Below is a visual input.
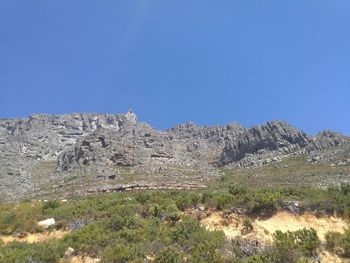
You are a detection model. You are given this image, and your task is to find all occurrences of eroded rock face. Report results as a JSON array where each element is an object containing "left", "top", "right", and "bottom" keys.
[
  {"left": 0, "top": 111, "right": 348, "bottom": 202},
  {"left": 0, "top": 112, "right": 137, "bottom": 201},
  {"left": 219, "top": 121, "right": 312, "bottom": 165},
  {"left": 57, "top": 120, "right": 348, "bottom": 173}
]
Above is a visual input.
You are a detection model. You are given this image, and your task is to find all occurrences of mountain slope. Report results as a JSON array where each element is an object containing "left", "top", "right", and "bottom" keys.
[{"left": 0, "top": 111, "right": 349, "bottom": 202}]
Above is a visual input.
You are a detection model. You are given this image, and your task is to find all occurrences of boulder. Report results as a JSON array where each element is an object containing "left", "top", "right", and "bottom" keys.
[{"left": 37, "top": 218, "right": 55, "bottom": 229}]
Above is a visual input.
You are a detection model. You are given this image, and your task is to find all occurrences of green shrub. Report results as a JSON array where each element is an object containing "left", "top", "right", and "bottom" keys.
[
  {"left": 0, "top": 240, "right": 68, "bottom": 263},
  {"left": 176, "top": 193, "right": 200, "bottom": 211},
  {"left": 109, "top": 213, "right": 139, "bottom": 231},
  {"left": 67, "top": 222, "right": 110, "bottom": 254},
  {"left": 242, "top": 218, "right": 253, "bottom": 232},
  {"left": 273, "top": 228, "right": 320, "bottom": 262},
  {"left": 325, "top": 228, "right": 350, "bottom": 258},
  {"left": 189, "top": 229, "right": 225, "bottom": 252},
  {"left": 241, "top": 252, "right": 279, "bottom": 263},
  {"left": 273, "top": 230, "right": 297, "bottom": 263},
  {"left": 340, "top": 183, "right": 350, "bottom": 195},
  {"left": 341, "top": 228, "right": 350, "bottom": 258},
  {"left": 41, "top": 200, "right": 60, "bottom": 211},
  {"left": 117, "top": 228, "right": 145, "bottom": 243},
  {"left": 325, "top": 231, "right": 342, "bottom": 251},
  {"left": 229, "top": 183, "right": 247, "bottom": 196},
  {"left": 216, "top": 192, "right": 235, "bottom": 210},
  {"left": 242, "top": 255, "right": 266, "bottom": 263},
  {"left": 102, "top": 241, "right": 139, "bottom": 263},
  {"left": 172, "top": 217, "right": 200, "bottom": 244},
  {"left": 190, "top": 239, "right": 224, "bottom": 263},
  {"left": 143, "top": 218, "right": 162, "bottom": 240},
  {"left": 252, "top": 191, "right": 280, "bottom": 212},
  {"left": 293, "top": 228, "right": 320, "bottom": 257},
  {"left": 202, "top": 192, "right": 217, "bottom": 208},
  {"left": 163, "top": 204, "right": 180, "bottom": 223},
  {"left": 155, "top": 246, "right": 182, "bottom": 263},
  {"left": 326, "top": 183, "right": 350, "bottom": 217},
  {"left": 135, "top": 191, "right": 152, "bottom": 204}
]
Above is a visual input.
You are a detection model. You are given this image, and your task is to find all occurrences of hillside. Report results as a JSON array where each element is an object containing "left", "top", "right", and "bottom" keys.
[
  {"left": 0, "top": 111, "right": 349, "bottom": 202},
  {"left": 1, "top": 181, "right": 350, "bottom": 262}
]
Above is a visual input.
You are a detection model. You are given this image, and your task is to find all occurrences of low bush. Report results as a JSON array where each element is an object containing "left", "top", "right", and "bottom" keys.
[
  {"left": 41, "top": 200, "right": 60, "bottom": 211},
  {"left": 175, "top": 192, "right": 200, "bottom": 211},
  {"left": 251, "top": 191, "right": 280, "bottom": 213},
  {"left": 229, "top": 183, "right": 247, "bottom": 196},
  {"left": 242, "top": 218, "right": 253, "bottom": 232},
  {"left": 190, "top": 240, "right": 224, "bottom": 263},
  {"left": 325, "top": 227, "right": 350, "bottom": 258},
  {"left": 66, "top": 221, "right": 110, "bottom": 255},
  {"left": 273, "top": 228, "right": 320, "bottom": 262},
  {"left": 202, "top": 191, "right": 217, "bottom": 208},
  {"left": 102, "top": 242, "right": 146, "bottom": 262},
  {"left": 216, "top": 192, "right": 235, "bottom": 210},
  {"left": 0, "top": 240, "right": 68, "bottom": 263},
  {"left": 155, "top": 246, "right": 182, "bottom": 263}
]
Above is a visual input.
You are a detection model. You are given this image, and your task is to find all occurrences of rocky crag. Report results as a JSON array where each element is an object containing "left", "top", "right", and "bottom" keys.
[{"left": 0, "top": 111, "right": 349, "bottom": 202}]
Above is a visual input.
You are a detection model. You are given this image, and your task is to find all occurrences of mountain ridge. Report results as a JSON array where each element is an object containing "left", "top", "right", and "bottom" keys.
[{"left": 0, "top": 111, "right": 349, "bottom": 202}]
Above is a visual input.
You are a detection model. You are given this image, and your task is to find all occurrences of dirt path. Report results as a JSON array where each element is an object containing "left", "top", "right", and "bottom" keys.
[{"left": 0, "top": 230, "right": 69, "bottom": 243}]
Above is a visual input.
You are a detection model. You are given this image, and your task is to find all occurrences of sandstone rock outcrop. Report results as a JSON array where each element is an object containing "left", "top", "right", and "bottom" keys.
[
  {"left": 0, "top": 112, "right": 137, "bottom": 201},
  {"left": 0, "top": 111, "right": 348, "bottom": 202}
]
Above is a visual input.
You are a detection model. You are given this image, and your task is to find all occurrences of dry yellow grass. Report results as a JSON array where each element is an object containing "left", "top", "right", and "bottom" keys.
[
  {"left": 253, "top": 211, "right": 348, "bottom": 242},
  {"left": 0, "top": 230, "right": 69, "bottom": 243},
  {"left": 61, "top": 255, "right": 101, "bottom": 263},
  {"left": 201, "top": 211, "right": 349, "bottom": 242},
  {"left": 318, "top": 250, "right": 350, "bottom": 263},
  {"left": 201, "top": 211, "right": 350, "bottom": 263}
]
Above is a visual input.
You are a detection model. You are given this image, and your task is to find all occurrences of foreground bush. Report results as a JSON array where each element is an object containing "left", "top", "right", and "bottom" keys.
[
  {"left": 155, "top": 246, "right": 182, "bottom": 263},
  {"left": 325, "top": 227, "right": 350, "bottom": 258},
  {"left": 273, "top": 228, "right": 320, "bottom": 262},
  {"left": 0, "top": 240, "right": 68, "bottom": 263}
]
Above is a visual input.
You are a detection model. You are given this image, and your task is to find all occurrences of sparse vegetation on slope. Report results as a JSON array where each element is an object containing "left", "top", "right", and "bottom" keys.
[{"left": 0, "top": 181, "right": 349, "bottom": 262}]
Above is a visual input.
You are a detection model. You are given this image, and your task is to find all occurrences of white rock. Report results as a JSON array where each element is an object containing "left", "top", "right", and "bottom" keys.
[
  {"left": 198, "top": 205, "right": 206, "bottom": 211},
  {"left": 64, "top": 247, "right": 75, "bottom": 257},
  {"left": 37, "top": 218, "right": 55, "bottom": 229}
]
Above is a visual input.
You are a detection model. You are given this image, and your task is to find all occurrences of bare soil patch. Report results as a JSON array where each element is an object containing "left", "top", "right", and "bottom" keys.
[
  {"left": 201, "top": 211, "right": 348, "bottom": 242},
  {"left": 0, "top": 230, "right": 69, "bottom": 243},
  {"left": 201, "top": 211, "right": 350, "bottom": 262}
]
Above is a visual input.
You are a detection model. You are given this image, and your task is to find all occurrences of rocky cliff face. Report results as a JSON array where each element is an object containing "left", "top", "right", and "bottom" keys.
[
  {"left": 0, "top": 112, "right": 348, "bottom": 202},
  {"left": 0, "top": 112, "right": 137, "bottom": 201}
]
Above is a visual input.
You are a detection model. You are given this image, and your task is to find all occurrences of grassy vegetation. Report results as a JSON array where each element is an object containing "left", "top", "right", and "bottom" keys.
[
  {"left": 272, "top": 228, "right": 320, "bottom": 262},
  {"left": 0, "top": 179, "right": 349, "bottom": 262},
  {"left": 222, "top": 156, "right": 350, "bottom": 189},
  {"left": 204, "top": 174, "right": 350, "bottom": 217},
  {"left": 325, "top": 227, "right": 350, "bottom": 258}
]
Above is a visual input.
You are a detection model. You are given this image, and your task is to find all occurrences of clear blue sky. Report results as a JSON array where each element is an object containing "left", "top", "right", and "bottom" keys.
[{"left": 1, "top": 1, "right": 349, "bottom": 134}]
